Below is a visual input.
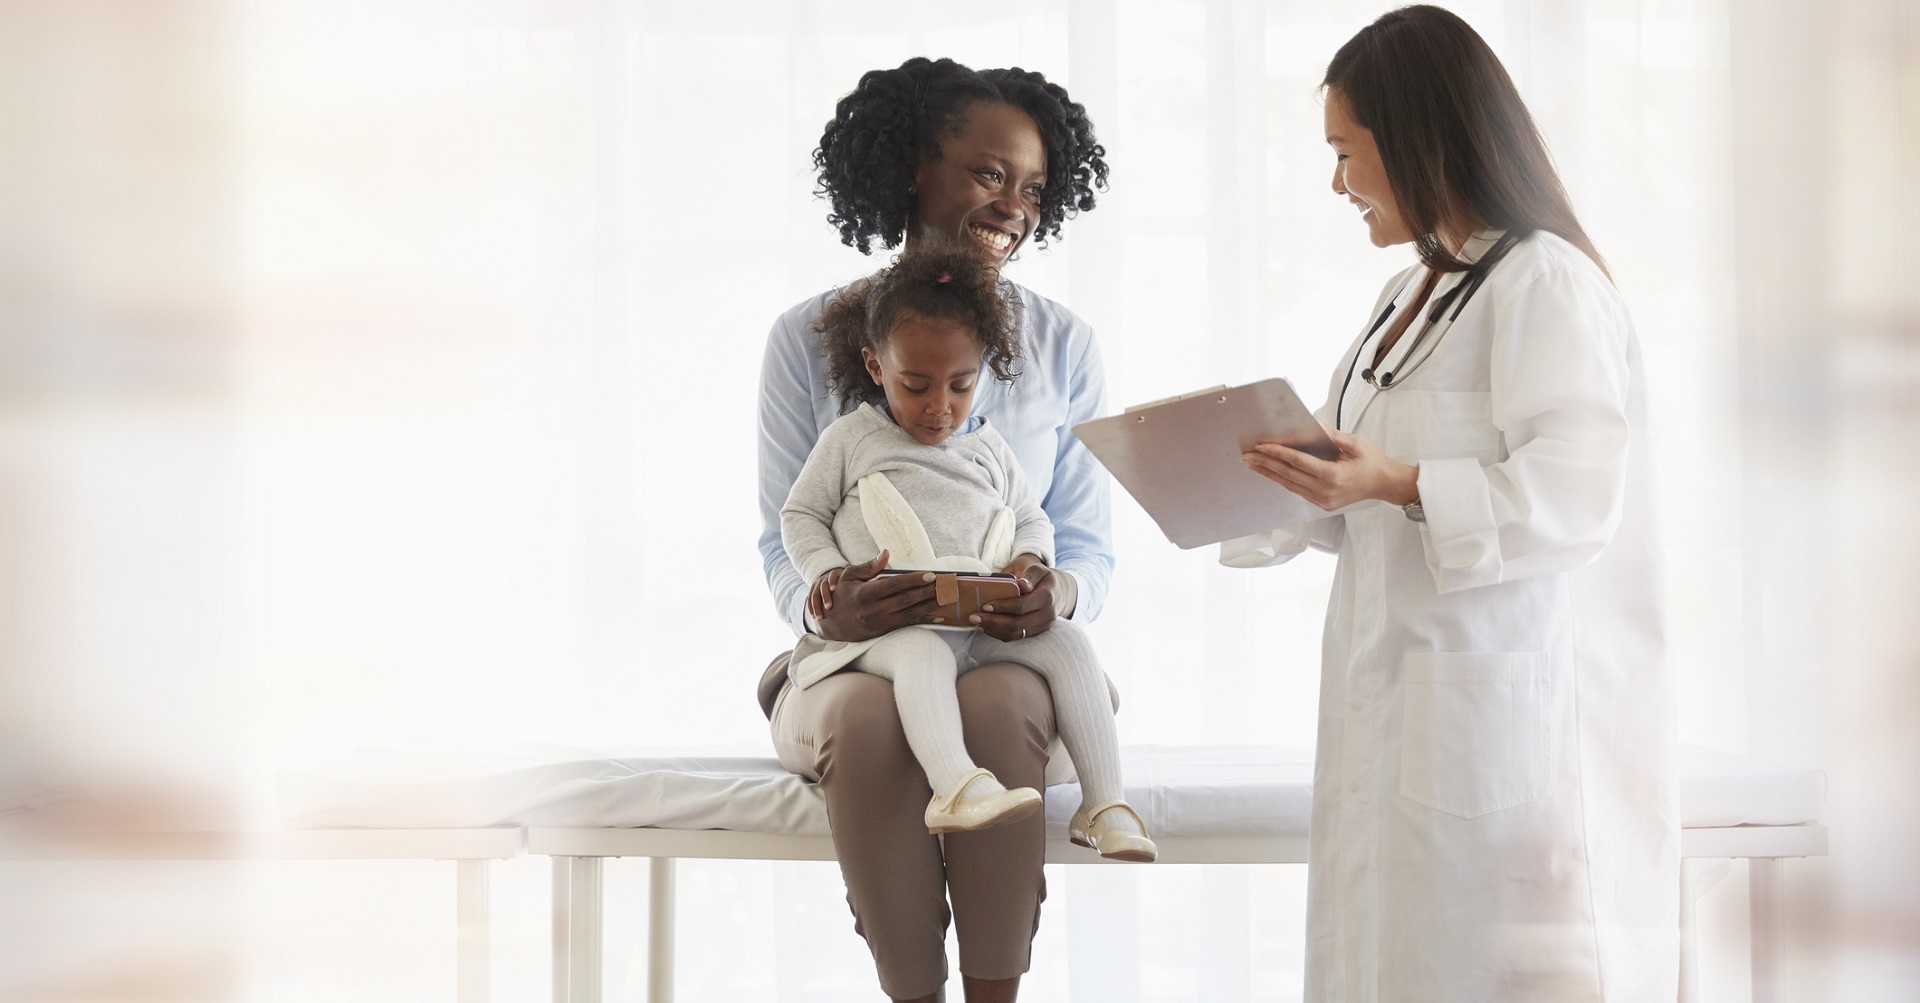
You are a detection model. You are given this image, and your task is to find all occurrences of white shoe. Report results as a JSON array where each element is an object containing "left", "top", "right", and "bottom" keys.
[
  {"left": 925, "top": 768, "right": 1043, "bottom": 834},
  {"left": 1069, "top": 800, "right": 1158, "bottom": 862}
]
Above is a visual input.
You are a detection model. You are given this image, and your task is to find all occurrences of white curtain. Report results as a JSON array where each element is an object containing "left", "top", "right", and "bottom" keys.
[
  {"left": 226, "top": 0, "right": 1749, "bottom": 761},
  {"left": 3, "top": 0, "right": 1913, "bottom": 1000}
]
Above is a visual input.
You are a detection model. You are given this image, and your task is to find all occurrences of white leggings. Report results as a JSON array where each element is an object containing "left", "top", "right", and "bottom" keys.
[{"left": 851, "top": 620, "right": 1122, "bottom": 807}]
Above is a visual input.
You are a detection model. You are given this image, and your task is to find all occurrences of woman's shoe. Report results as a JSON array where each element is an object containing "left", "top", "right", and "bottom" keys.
[
  {"left": 1069, "top": 800, "right": 1158, "bottom": 862},
  {"left": 925, "top": 768, "right": 1044, "bottom": 834}
]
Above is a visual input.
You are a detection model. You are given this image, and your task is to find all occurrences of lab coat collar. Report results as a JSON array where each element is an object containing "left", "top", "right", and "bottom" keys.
[
  {"left": 1340, "top": 232, "right": 1508, "bottom": 431},
  {"left": 1373, "top": 228, "right": 1512, "bottom": 387},
  {"left": 1454, "top": 228, "right": 1511, "bottom": 266}
]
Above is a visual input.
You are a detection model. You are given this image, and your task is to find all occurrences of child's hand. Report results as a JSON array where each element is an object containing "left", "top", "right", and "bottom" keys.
[
  {"left": 808, "top": 550, "right": 888, "bottom": 623},
  {"left": 814, "top": 550, "right": 946, "bottom": 643},
  {"left": 806, "top": 569, "right": 842, "bottom": 623}
]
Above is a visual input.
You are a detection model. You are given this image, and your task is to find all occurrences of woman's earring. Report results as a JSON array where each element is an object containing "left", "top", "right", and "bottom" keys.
[{"left": 907, "top": 185, "right": 917, "bottom": 195}]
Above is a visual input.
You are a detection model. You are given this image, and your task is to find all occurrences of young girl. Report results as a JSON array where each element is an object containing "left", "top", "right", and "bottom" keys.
[{"left": 780, "top": 247, "right": 1154, "bottom": 862}]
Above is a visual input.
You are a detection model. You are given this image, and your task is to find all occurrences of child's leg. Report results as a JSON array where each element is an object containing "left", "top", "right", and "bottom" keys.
[
  {"left": 967, "top": 621, "right": 1125, "bottom": 809},
  {"left": 852, "top": 626, "right": 1000, "bottom": 798}
]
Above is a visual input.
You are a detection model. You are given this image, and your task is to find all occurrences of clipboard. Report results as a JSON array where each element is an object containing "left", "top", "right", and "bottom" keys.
[{"left": 1072, "top": 378, "right": 1338, "bottom": 550}]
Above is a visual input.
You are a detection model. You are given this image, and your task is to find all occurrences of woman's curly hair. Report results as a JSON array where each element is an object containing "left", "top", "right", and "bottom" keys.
[
  {"left": 816, "top": 243, "right": 1024, "bottom": 414},
  {"left": 813, "top": 56, "right": 1110, "bottom": 255}
]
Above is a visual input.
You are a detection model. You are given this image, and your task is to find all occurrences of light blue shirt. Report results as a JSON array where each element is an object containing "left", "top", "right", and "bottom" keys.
[{"left": 757, "top": 282, "right": 1114, "bottom": 635}]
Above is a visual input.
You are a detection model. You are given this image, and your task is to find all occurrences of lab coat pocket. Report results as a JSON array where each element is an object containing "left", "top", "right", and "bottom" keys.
[
  {"left": 1400, "top": 390, "right": 1502, "bottom": 462},
  {"left": 1398, "top": 650, "right": 1550, "bottom": 818}
]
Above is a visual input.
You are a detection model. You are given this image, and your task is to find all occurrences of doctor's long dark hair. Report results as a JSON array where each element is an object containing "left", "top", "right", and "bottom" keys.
[{"left": 1325, "top": 5, "right": 1610, "bottom": 280}]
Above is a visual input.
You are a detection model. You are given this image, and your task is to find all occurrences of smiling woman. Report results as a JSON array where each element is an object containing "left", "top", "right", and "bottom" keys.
[
  {"left": 1226, "top": 7, "right": 1680, "bottom": 1001},
  {"left": 757, "top": 56, "right": 1116, "bottom": 1003}
]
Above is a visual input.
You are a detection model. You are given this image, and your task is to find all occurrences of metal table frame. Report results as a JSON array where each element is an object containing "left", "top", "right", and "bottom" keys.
[{"left": 534, "top": 822, "right": 1829, "bottom": 1003}]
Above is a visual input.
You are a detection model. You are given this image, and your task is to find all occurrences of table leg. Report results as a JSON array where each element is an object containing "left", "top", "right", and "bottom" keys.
[
  {"left": 1749, "top": 857, "right": 1785, "bottom": 1003},
  {"left": 457, "top": 859, "right": 490, "bottom": 1003},
  {"left": 552, "top": 856, "right": 571, "bottom": 1003},
  {"left": 1680, "top": 858, "right": 1732, "bottom": 1003},
  {"left": 569, "top": 856, "right": 604, "bottom": 1003},
  {"left": 648, "top": 857, "right": 676, "bottom": 1003}
]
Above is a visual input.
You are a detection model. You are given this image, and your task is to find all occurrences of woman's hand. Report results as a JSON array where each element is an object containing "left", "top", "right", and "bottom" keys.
[
  {"left": 813, "top": 550, "right": 946, "bottom": 643},
  {"left": 971, "top": 552, "right": 1057, "bottom": 642},
  {"left": 1243, "top": 429, "right": 1419, "bottom": 511}
]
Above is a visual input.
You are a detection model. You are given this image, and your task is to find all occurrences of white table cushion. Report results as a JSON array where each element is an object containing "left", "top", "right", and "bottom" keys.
[
  {"left": 280, "top": 744, "right": 1822, "bottom": 838},
  {"left": 1676, "top": 746, "right": 1829, "bottom": 828},
  {"left": 280, "top": 744, "right": 830, "bottom": 834}
]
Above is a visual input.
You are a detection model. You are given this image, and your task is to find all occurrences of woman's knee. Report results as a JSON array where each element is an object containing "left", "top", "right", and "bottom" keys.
[
  {"left": 809, "top": 672, "right": 919, "bottom": 782},
  {"left": 956, "top": 663, "right": 1054, "bottom": 751}
]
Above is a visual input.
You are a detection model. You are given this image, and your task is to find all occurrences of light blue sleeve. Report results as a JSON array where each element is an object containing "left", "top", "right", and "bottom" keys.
[
  {"left": 986, "top": 426, "right": 1058, "bottom": 568},
  {"left": 757, "top": 306, "right": 824, "bottom": 636},
  {"left": 1047, "top": 320, "right": 1114, "bottom": 621}
]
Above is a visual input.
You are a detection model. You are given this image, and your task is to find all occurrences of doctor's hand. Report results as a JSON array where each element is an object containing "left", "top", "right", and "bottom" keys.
[
  {"left": 972, "top": 552, "right": 1057, "bottom": 642},
  {"left": 813, "top": 550, "right": 945, "bottom": 643},
  {"left": 1243, "top": 430, "right": 1420, "bottom": 512}
]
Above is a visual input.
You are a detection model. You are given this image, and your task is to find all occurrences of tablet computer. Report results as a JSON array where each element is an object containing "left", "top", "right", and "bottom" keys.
[
  {"left": 874, "top": 569, "right": 1023, "bottom": 621},
  {"left": 1072, "top": 378, "right": 1336, "bottom": 549}
]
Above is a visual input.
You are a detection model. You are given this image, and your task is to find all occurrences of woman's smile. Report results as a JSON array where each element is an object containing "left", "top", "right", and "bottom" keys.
[
  {"left": 969, "top": 223, "right": 1016, "bottom": 255},
  {"left": 1325, "top": 88, "right": 1412, "bottom": 247},
  {"left": 912, "top": 101, "right": 1047, "bottom": 265}
]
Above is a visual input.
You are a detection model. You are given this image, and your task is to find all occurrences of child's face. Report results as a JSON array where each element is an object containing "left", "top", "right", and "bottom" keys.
[{"left": 862, "top": 309, "right": 984, "bottom": 446}]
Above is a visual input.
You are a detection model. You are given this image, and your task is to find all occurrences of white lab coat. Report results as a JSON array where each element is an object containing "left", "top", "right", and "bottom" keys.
[{"left": 1224, "top": 231, "right": 1678, "bottom": 1001}]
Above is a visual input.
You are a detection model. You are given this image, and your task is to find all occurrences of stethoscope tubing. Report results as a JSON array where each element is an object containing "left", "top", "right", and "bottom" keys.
[{"left": 1334, "top": 233, "right": 1518, "bottom": 431}]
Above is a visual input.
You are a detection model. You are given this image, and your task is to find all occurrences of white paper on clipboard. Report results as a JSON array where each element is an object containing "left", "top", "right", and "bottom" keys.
[{"left": 1072, "top": 378, "right": 1337, "bottom": 550}]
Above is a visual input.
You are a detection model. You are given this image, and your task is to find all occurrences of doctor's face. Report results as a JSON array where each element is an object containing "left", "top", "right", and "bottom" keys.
[{"left": 1325, "top": 89, "right": 1412, "bottom": 248}]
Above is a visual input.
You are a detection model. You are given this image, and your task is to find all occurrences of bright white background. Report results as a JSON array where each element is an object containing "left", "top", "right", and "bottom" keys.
[{"left": 0, "top": 1, "right": 1913, "bottom": 1000}]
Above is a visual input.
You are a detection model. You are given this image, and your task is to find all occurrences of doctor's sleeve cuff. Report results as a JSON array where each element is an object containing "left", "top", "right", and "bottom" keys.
[
  {"left": 1417, "top": 456, "right": 1504, "bottom": 593},
  {"left": 1219, "top": 526, "right": 1312, "bottom": 568}
]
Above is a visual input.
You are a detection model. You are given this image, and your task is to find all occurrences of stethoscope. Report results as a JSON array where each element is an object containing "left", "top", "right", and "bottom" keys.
[{"left": 1334, "top": 232, "right": 1519, "bottom": 431}]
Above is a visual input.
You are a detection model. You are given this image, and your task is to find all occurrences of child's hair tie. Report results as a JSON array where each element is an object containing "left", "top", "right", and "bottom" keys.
[{"left": 937, "top": 271, "right": 951, "bottom": 283}]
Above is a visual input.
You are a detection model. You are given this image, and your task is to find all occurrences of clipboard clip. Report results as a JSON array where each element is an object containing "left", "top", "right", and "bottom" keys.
[{"left": 1124, "top": 385, "right": 1230, "bottom": 414}]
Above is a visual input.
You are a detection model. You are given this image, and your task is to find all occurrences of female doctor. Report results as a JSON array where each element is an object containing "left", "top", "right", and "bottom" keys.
[{"left": 1228, "top": 7, "right": 1678, "bottom": 1001}]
